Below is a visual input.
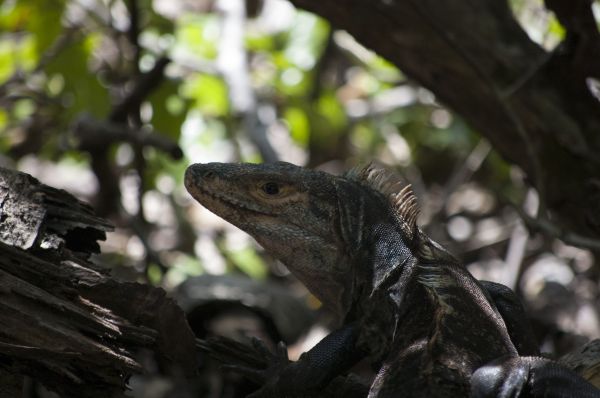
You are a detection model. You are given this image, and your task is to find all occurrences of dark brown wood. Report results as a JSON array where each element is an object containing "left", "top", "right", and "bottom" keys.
[
  {"left": 0, "top": 167, "right": 197, "bottom": 397},
  {"left": 288, "top": 0, "right": 600, "bottom": 238}
]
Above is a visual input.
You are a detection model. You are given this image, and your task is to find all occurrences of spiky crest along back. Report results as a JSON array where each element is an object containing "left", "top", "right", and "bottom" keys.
[{"left": 345, "top": 164, "right": 420, "bottom": 240}]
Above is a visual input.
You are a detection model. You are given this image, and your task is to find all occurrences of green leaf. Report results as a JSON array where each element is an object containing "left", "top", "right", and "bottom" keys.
[
  {"left": 147, "top": 263, "right": 163, "bottom": 285},
  {"left": 547, "top": 15, "right": 566, "bottom": 40},
  {"left": 246, "top": 33, "right": 275, "bottom": 52},
  {"left": 277, "top": 66, "right": 309, "bottom": 96},
  {"left": 283, "top": 106, "right": 310, "bottom": 145},
  {"left": 165, "top": 253, "right": 203, "bottom": 286},
  {"left": 0, "top": 108, "right": 7, "bottom": 128},
  {"left": 316, "top": 90, "right": 346, "bottom": 131},
  {"left": 228, "top": 247, "right": 267, "bottom": 280},
  {"left": 148, "top": 79, "right": 190, "bottom": 139},
  {"left": 284, "top": 11, "right": 329, "bottom": 71},
  {"left": 13, "top": 99, "right": 35, "bottom": 120},
  {"left": 43, "top": 35, "right": 109, "bottom": 119},
  {"left": 181, "top": 74, "right": 228, "bottom": 116},
  {"left": 0, "top": 34, "right": 37, "bottom": 83},
  {"left": 367, "top": 56, "right": 403, "bottom": 83},
  {"left": 9, "top": 0, "right": 65, "bottom": 54},
  {"left": 175, "top": 15, "right": 219, "bottom": 60}
]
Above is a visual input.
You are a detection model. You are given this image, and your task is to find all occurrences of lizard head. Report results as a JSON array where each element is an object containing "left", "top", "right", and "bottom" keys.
[{"left": 184, "top": 161, "right": 419, "bottom": 318}]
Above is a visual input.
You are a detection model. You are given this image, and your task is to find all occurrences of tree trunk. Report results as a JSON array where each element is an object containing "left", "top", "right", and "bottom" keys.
[{"left": 289, "top": 0, "right": 600, "bottom": 238}]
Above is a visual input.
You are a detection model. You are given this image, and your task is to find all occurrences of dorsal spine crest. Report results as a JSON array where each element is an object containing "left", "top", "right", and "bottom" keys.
[{"left": 348, "top": 163, "right": 420, "bottom": 239}]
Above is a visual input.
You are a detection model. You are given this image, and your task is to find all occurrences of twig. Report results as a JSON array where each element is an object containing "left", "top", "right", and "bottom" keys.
[
  {"left": 126, "top": 0, "right": 141, "bottom": 74},
  {"left": 502, "top": 189, "right": 538, "bottom": 289},
  {"left": 126, "top": 208, "right": 170, "bottom": 275},
  {"left": 74, "top": 114, "right": 182, "bottom": 159},
  {"left": 424, "top": 138, "right": 491, "bottom": 225},
  {"left": 511, "top": 202, "right": 600, "bottom": 252},
  {"left": 443, "top": 139, "right": 492, "bottom": 201},
  {"left": 406, "top": 0, "right": 549, "bottom": 216},
  {"left": 109, "top": 56, "right": 171, "bottom": 122},
  {"left": 216, "top": 0, "right": 278, "bottom": 162}
]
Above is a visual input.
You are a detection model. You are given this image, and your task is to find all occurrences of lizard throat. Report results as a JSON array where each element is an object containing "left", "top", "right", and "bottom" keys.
[{"left": 193, "top": 184, "right": 274, "bottom": 216}]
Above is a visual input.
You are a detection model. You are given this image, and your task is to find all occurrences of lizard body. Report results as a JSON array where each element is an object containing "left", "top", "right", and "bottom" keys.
[{"left": 185, "top": 161, "right": 599, "bottom": 397}]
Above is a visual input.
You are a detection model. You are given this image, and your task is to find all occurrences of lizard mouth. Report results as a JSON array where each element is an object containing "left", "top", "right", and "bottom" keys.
[{"left": 192, "top": 184, "right": 274, "bottom": 216}]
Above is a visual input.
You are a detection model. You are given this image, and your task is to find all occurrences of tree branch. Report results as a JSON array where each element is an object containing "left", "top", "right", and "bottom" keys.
[{"left": 287, "top": 0, "right": 600, "bottom": 237}]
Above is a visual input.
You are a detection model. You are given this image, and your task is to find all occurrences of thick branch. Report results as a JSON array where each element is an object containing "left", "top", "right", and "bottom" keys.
[{"left": 288, "top": 0, "right": 600, "bottom": 238}]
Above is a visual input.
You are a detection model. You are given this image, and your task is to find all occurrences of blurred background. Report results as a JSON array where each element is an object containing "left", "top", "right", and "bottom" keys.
[{"left": 1, "top": 0, "right": 598, "bottom": 395}]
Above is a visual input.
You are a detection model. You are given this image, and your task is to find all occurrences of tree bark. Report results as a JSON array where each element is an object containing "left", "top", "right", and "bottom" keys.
[
  {"left": 288, "top": 0, "right": 600, "bottom": 238},
  {"left": 0, "top": 167, "right": 197, "bottom": 397}
]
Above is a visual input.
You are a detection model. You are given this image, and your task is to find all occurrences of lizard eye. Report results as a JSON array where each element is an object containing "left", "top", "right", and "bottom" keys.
[{"left": 261, "top": 182, "right": 280, "bottom": 195}]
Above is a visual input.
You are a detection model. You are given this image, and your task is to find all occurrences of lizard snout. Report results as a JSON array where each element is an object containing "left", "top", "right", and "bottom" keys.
[{"left": 184, "top": 164, "right": 220, "bottom": 192}]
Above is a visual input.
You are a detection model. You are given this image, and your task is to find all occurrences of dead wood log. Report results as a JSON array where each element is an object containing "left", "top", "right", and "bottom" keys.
[{"left": 0, "top": 167, "right": 197, "bottom": 397}]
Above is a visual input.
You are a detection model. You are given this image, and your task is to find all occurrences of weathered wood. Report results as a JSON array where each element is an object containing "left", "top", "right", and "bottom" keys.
[{"left": 0, "top": 167, "right": 197, "bottom": 397}]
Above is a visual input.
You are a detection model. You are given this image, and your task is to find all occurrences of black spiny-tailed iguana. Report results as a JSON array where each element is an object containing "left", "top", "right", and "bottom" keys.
[{"left": 185, "top": 161, "right": 599, "bottom": 398}]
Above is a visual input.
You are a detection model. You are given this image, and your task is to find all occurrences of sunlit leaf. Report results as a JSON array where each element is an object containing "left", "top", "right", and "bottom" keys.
[
  {"left": 316, "top": 90, "right": 346, "bottom": 131},
  {"left": 547, "top": 15, "right": 566, "bottom": 39},
  {"left": 13, "top": 99, "right": 35, "bottom": 120},
  {"left": 0, "top": 35, "right": 37, "bottom": 83},
  {"left": 148, "top": 79, "right": 190, "bottom": 139},
  {"left": 246, "top": 33, "right": 275, "bottom": 52},
  {"left": 350, "top": 122, "right": 377, "bottom": 152},
  {"left": 165, "top": 253, "right": 203, "bottom": 287},
  {"left": 182, "top": 74, "right": 228, "bottom": 116},
  {"left": 0, "top": 108, "right": 7, "bottom": 129},
  {"left": 175, "top": 15, "right": 219, "bottom": 60},
  {"left": 284, "top": 11, "right": 329, "bottom": 71},
  {"left": 228, "top": 247, "right": 267, "bottom": 280},
  {"left": 44, "top": 37, "right": 109, "bottom": 119},
  {"left": 283, "top": 106, "right": 309, "bottom": 145},
  {"left": 15, "top": 0, "right": 65, "bottom": 54},
  {"left": 367, "top": 57, "right": 404, "bottom": 84},
  {"left": 147, "top": 263, "right": 163, "bottom": 285}
]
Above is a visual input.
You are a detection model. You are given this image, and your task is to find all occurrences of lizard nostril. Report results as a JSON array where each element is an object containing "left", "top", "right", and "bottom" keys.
[{"left": 203, "top": 170, "right": 216, "bottom": 179}]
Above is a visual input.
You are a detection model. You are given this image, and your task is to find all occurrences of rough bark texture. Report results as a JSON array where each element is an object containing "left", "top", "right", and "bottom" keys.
[
  {"left": 288, "top": 0, "right": 600, "bottom": 238},
  {"left": 0, "top": 167, "right": 198, "bottom": 397}
]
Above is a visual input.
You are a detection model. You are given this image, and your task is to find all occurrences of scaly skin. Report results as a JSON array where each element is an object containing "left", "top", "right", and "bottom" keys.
[{"left": 185, "top": 161, "right": 599, "bottom": 398}]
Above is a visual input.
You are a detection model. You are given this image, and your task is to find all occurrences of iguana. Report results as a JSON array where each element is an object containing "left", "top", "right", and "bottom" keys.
[{"left": 185, "top": 161, "right": 599, "bottom": 397}]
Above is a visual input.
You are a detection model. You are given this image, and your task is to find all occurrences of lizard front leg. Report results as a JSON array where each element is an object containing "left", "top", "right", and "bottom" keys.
[
  {"left": 479, "top": 280, "right": 539, "bottom": 356},
  {"left": 232, "top": 322, "right": 367, "bottom": 397}
]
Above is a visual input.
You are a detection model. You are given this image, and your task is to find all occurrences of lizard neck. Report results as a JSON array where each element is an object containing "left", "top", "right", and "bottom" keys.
[{"left": 349, "top": 221, "right": 421, "bottom": 359}]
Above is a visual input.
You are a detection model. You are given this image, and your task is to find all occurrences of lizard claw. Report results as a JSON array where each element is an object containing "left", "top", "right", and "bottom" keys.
[
  {"left": 276, "top": 341, "right": 289, "bottom": 359},
  {"left": 202, "top": 336, "right": 322, "bottom": 397},
  {"left": 221, "top": 337, "right": 295, "bottom": 396},
  {"left": 249, "top": 337, "right": 290, "bottom": 363},
  {"left": 220, "top": 340, "right": 289, "bottom": 382}
]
